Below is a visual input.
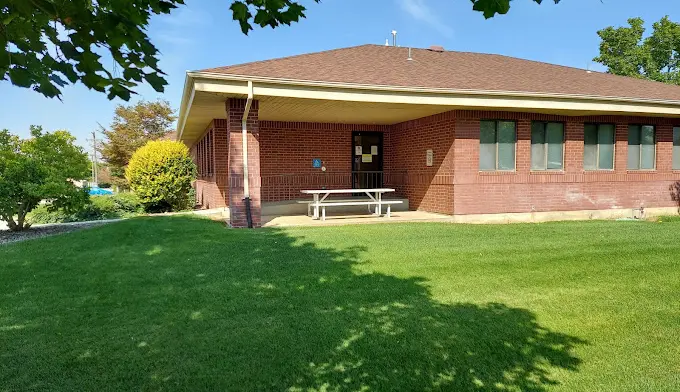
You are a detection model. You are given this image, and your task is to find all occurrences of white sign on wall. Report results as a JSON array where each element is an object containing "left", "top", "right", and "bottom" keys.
[{"left": 426, "top": 149, "right": 434, "bottom": 167}]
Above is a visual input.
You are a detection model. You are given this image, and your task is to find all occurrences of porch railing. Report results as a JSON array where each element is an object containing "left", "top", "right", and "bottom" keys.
[
  {"left": 260, "top": 171, "right": 392, "bottom": 202},
  {"left": 204, "top": 170, "right": 453, "bottom": 203}
]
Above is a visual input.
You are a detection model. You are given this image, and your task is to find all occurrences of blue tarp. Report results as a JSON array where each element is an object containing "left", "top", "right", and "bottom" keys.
[{"left": 89, "top": 187, "right": 114, "bottom": 195}]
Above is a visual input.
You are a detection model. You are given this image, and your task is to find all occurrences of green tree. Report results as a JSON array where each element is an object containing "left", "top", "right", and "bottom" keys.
[
  {"left": 594, "top": 16, "right": 680, "bottom": 85},
  {"left": 100, "top": 99, "right": 176, "bottom": 185},
  {"left": 0, "top": 126, "right": 90, "bottom": 231},
  {"left": 125, "top": 140, "right": 196, "bottom": 212},
  {"left": 1, "top": 0, "right": 320, "bottom": 101},
  {"left": 2, "top": 0, "right": 562, "bottom": 101},
  {"left": 471, "top": 0, "right": 560, "bottom": 19}
]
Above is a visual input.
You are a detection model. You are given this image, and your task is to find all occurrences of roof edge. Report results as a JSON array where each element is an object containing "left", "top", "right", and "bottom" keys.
[{"left": 188, "top": 71, "right": 680, "bottom": 107}]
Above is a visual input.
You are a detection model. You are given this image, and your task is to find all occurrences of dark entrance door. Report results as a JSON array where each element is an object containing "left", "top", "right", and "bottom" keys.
[{"left": 352, "top": 131, "right": 383, "bottom": 189}]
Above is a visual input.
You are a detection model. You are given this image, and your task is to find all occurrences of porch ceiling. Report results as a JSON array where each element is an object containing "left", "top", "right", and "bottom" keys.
[
  {"left": 260, "top": 96, "right": 454, "bottom": 124},
  {"left": 179, "top": 91, "right": 455, "bottom": 143}
]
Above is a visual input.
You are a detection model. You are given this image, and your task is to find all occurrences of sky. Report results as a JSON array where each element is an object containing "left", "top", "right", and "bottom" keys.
[{"left": 1, "top": 0, "right": 678, "bottom": 154}]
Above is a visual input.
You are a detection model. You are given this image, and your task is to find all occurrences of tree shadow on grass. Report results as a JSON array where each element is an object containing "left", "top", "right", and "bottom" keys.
[{"left": 0, "top": 216, "right": 586, "bottom": 391}]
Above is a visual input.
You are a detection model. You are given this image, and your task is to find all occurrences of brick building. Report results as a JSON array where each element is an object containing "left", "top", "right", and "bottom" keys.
[{"left": 178, "top": 45, "right": 680, "bottom": 227}]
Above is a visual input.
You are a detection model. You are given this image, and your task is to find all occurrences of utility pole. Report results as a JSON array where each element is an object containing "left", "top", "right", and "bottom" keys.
[{"left": 87, "top": 130, "right": 99, "bottom": 186}]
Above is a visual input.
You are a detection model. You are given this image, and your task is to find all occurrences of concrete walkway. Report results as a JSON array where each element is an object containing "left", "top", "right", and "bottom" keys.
[{"left": 262, "top": 210, "right": 452, "bottom": 227}]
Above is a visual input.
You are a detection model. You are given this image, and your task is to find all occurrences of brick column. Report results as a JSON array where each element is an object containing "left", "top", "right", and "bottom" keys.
[
  {"left": 516, "top": 119, "right": 531, "bottom": 172},
  {"left": 656, "top": 123, "right": 673, "bottom": 172},
  {"left": 213, "top": 120, "right": 229, "bottom": 207},
  {"left": 565, "top": 120, "right": 584, "bottom": 173},
  {"left": 614, "top": 122, "right": 628, "bottom": 173},
  {"left": 227, "top": 99, "right": 261, "bottom": 228}
]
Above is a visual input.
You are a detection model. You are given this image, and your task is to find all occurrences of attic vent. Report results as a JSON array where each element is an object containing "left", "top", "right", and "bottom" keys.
[{"left": 429, "top": 45, "right": 445, "bottom": 52}]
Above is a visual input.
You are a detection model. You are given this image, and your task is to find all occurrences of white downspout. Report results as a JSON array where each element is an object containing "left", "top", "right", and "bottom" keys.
[
  {"left": 241, "top": 81, "right": 254, "bottom": 227},
  {"left": 242, "top": 80, "right": 253, "bottom": 199}
]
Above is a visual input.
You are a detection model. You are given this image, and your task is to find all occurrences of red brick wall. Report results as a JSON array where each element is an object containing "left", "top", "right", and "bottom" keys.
[
  {"left": 190, "top": 120, "right": 228, "bottom": 209},
  {"left": 452, "top": 110, "right": 680, "bottom": 215},
  {"left": 258, "top": 121, "right": 391, "bottom": 201},
  {"left": 227, "top": 99, "right": 262, "bottom": 228},
  {"left": 390, "top": 112, "right": 455, "bottom": 214},
  {"left": 192, "top": 107, "right": 680, "bottom": 220}
]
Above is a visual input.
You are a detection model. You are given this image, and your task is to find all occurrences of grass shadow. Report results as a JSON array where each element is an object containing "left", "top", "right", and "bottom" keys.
[{"left": 0, "top": 216, "right": 586, "bottom": 391}]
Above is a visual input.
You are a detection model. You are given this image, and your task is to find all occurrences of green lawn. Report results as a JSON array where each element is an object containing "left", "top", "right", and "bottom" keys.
[{"left": 1, "top": 217, "right": 679, "bottom": 391}]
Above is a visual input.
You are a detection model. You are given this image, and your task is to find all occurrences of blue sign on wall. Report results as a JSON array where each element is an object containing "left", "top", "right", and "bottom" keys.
[{"left": 312, "top": 158, "right": 322, "bottom": 168}]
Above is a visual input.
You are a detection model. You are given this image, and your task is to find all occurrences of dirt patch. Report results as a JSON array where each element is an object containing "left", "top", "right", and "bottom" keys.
[{"left": 0, "top": 222, "right": 109, "bottom": 245}]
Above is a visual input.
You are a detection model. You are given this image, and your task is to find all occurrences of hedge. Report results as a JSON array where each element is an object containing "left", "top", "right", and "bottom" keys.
[{"left": 27, "top": 193, "right": 144, "bottom": 224}]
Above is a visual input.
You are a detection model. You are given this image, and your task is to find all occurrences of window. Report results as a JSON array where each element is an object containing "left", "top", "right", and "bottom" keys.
[
  {"left": 627, "top": 125, "right": 656, "bottom": 170},
  {"left": 480, "top": 120, "right": 516, "bottom": 171},
  {"left": 584, "top": 124, "right": 615, "bottom": 170},
  {"left": 531, "top": 122, "right": 564, "bottom": 170},
  {"left": 674, "top": 127, "right": 680, "bottom": 170}
]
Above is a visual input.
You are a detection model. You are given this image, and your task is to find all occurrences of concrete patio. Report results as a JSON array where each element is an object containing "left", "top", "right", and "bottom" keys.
[{"left": 261, "top": 210, "right": 452, "bottom": 227}]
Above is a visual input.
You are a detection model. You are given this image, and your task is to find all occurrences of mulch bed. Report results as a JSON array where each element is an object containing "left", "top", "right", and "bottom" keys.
[{"left": 0, "top": 222, "right": 107, "bottom": 245}]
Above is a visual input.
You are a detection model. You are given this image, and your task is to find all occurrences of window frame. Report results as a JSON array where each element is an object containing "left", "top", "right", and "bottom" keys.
[
  {"left": 627, "top": 124, "right": 656, "bottom": 171},
  {"left": 673, "top": 127, "right": 680, "bottom": 171},
  {"left": 479, "top": 119, "right": 517, "bottom": 172},
  {"left": 530, "top": 121, "right": 565, "bottom": 171},
  {"left": 583, "top": 123, "right": 616, "bottom": 171}
]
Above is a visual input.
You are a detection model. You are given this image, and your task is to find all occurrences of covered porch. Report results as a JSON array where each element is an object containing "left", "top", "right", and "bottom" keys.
[{"left": 180, "top": 82, "right": 460, "bottom": 227}]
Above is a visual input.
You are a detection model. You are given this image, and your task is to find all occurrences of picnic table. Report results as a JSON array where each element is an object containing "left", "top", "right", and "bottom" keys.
[{"left": 300, "top": 188, "right": 402, "bottom": 221}]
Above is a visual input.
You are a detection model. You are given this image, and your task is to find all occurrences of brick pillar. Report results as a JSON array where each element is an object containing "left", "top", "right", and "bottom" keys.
[
  {"left": 213, "top": 119, "right": 229, "bottom": 207},
  {"left": 657, "top": 123, "right": 674, "bottom": 172},
  {"left": 516, "top": 119, "right": 531, "bottom": 172},
  {"left": 614, "top": 122, "right": 628, "bottom": 173},
  {"left": 565, "top": 120, "right": 584, "bottom": 173},
  {"left": 227, "top": 99, "right": 261, "bottom": 228}
]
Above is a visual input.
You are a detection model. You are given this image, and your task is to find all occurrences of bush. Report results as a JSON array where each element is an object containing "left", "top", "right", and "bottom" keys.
[
  {"left": 186, "top": 187, "right": 197, "bottom": 210},
  {"left": 125, "top": 140, "right": 196, "bottom": 212},
  {"left": 26, "top": 204, "right": 74, "bottom": 224},
  {"left": 27, "top": 193, "right": 143, "bottom": 224},
  {"left": 98, "top": 182, "right": 112, "bottom": 189}
]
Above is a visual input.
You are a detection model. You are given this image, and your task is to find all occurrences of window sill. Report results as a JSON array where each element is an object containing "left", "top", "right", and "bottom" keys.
[
  {"left": 583, "top": 169, "right": 615, "bottom": 173},
  {"left": 626, "top": 170, "right": 657, "bottom": 173},
  {"left": 478, "top": 170, "right": 516, "bottom": 175},
  {"left": 530, "top": 170, "right": 565, "bottom": 175}
]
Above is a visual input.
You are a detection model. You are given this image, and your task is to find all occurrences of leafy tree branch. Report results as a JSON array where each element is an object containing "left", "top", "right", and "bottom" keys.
[
  {"left": 2, "top": 0, "right": 562, "bottom": 100},
  {"left": 594, "top": 16, "right": 680, "bottom": 85}
]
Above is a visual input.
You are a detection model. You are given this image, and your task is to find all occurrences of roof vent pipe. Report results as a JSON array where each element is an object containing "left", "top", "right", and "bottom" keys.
[
  {"left": 391, "top": 30, "right": 397, "bottom": 47},
  {"left": 407, "top": 47, "right": 413, "bottom": 61}
]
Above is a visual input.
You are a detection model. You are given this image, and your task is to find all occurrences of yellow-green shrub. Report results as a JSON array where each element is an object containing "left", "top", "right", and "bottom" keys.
[{"left": 125, "top": 140, "right": 196, "bottom": 212}]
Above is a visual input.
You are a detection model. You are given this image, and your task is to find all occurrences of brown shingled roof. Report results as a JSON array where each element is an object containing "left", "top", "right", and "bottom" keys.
[{"left": 201, "top": 44, "right": 680, "bottom": 102}]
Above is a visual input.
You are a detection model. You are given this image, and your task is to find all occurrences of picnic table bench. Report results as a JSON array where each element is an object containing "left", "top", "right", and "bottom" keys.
[{"left": 300, "top": 188, "right": 402, "bottom": 221}]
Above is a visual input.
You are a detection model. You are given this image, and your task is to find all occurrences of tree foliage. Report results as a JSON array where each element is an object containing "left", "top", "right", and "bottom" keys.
[
  {"left": 470, "top": 0, "right": 561, "bottom": 19},
  {"left": 594, "top": 16, "right": 680, "bottom": 85},
  {"left": 0, "top": 126, "right": 90, "bottom": 231},
  {"left": 125, "top": 140, "right": 196, "bottom": 212},
  {"left": 100, "top": 99, "right": 176, "bottom": 184},
  {"left": 2, "top": 0, "right": 564, "bottom": 101},
  {"left": 1, "top": 0, "right": 321, "bottom": 101}
]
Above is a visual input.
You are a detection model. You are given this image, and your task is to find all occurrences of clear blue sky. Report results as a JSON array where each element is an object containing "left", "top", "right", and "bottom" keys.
[{"left": 0, "top": 0, "right": 677, "bottom": 153}]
